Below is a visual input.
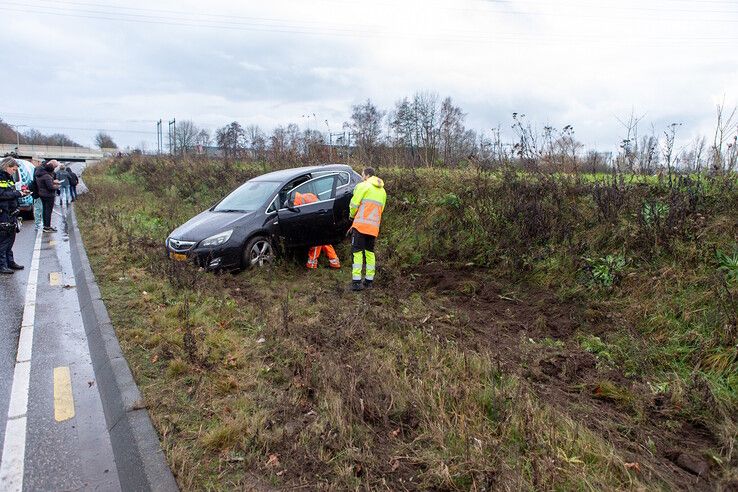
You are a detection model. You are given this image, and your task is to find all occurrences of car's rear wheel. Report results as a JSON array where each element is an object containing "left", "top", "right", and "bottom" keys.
[{"left": 243, "top": 236, "right": 274, "bottom": 268}]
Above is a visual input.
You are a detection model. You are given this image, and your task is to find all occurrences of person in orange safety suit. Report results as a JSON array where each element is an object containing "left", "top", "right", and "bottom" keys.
[{"left": 293, "top": 191, "right": 341, "bottom": 269}]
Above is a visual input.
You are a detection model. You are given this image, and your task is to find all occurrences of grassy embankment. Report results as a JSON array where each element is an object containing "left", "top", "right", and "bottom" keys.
[{"left": 76, "top": 156, "right": 738, "bottom": 490}]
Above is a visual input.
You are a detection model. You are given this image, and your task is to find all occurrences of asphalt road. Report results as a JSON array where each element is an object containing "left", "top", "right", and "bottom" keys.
[{"left": 0, "top": 163, "right": 121, "bottom": 490}]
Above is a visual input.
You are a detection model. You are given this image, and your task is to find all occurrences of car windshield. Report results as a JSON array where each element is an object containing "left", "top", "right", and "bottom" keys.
[{"left": 213, "top": 180, "right": 279, "bottom": 212}]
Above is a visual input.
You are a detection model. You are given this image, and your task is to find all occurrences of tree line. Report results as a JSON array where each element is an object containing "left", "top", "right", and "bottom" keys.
[
  {"left": 170, "top": 93, "right": 738, "bottom": 174},
  {"left": 0, "top": 117, "right": 82, "bottom": 147},
  {"left": 0, "top": 118, "right": 120, "bottom": 150}
]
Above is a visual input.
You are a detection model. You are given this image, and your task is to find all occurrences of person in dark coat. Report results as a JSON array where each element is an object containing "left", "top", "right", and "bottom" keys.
[
  {"left": 67, "top": 167, "right": 79, "bottom": 202},
  {"left": 29, "top": 155, "right": 44, "bottom": 230},
  {"left": 0, "top": 157, "right": 31, "bottom": 274},
  {"left": 35, "top": 160, "right": 60, "bottom": 232}
]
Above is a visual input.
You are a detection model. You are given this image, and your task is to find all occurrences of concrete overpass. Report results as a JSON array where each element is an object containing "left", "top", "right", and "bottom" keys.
[{"left": 0, "top": 144, "right": 117, "bottom": 162}]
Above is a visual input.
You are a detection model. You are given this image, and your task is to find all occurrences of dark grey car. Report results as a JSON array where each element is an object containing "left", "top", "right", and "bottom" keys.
[{"left": 166, "top": 164, "right": 361, "bottom": 270}]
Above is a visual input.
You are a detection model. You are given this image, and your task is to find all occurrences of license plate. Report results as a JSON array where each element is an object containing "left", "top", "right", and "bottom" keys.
[{"left": 170, "top": 252, "right": 187, "bottom": 262}]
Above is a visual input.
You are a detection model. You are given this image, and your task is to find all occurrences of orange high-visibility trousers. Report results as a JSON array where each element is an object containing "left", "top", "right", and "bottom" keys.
[{"left": 307, "top": 245, "right": 340, "bottom": 269}]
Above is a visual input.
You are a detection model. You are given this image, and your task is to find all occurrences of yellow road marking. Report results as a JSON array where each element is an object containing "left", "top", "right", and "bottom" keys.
[
  {"left": 49, "top": 240, "right": 56, "bottom": 246},
  {"left": 53, "top": 367, "right": 75, "bottom": 422},
  {"left": 49, "top": 272, "right": 61, "bottom": 286}
]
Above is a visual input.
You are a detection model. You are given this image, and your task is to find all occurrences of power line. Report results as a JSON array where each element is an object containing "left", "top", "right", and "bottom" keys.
[
  {"left": 2, "top": 4, "right": 738, "bottom": 46},
  {"left": 0, "top": 2, "right": 380, "bottom": 36},
  {"left": 26, "top": 0, "right": 738, "bottom": 20},
  {"left": 27, "top": 0, "right": 384, "bottom": 31},
  {"left": 5, "top": 123, "right": 156, "bottom": 135},
  {"left": 0, "top": 111, "right": 155, "bottom": 124},
  {"left": 6, "top": 0, "right": 738, "bottom": 35}
]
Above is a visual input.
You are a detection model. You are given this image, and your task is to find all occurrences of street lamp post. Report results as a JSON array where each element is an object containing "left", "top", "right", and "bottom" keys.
[{"left": 9, "top": 124, "right": 28, "bottom": 154}]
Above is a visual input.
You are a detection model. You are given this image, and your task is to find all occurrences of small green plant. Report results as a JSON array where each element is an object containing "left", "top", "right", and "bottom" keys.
[
  {"left": 716, "top": 248, "right": 738, "bottom": 284},
  {"left": 714, "top": 247, "right": 738, "bottom": 336},
  {"left": 642, "top": 201, "right": 669, "bottom": 227},
  {"left": 647, "top": 381, "right": 669, "bottom": 395},
  {"left": 584, "top": 254, "right": 626, "bottom": 288},
  {"left": 436, "top": 192, "right": 461, "bottom": 208},
  {"left": 579, "top": 335, "right": 614, "bottom": 363}
]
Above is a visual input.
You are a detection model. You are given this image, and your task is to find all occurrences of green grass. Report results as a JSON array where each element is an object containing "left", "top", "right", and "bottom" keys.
[{"left": 76, "top": 156, "right": 738, "bottom": 490}]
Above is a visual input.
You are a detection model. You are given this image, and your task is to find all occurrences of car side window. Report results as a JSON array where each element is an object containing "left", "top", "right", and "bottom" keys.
[
  {"left": 288, "top": 175, "right": 337, "bottom": 205},
  {"left": 337, "top": 172, "right": 349, "bottom": 186},
  {"left": 278, "top": 176, "right": 311, "bottom": 208}
]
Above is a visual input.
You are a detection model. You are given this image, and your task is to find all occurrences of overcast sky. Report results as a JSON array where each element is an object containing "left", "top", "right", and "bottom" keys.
[{"left": 1, "top": 0, "right": 736, "bottom": 151}]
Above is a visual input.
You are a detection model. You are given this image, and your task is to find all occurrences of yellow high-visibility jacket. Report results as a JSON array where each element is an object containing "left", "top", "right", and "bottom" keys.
[{"left": 349, "top": 176, "right": 386, "bottom": 237}]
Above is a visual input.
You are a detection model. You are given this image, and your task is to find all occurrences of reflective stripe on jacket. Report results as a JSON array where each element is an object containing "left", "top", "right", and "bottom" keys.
[{"left": 349, "top": 176, "right": 386, "bottom": 237}]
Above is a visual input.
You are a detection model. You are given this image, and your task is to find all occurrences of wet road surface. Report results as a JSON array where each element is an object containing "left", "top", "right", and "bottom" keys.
[{"left": 0, "top": 164, "right": 121, "bottom": 490}]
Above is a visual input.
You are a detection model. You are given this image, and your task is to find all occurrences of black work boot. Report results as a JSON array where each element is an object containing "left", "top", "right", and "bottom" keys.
[
  {"left": 363, "top": 279, "right": 373, "bottom": 289},
  {"left": 8, "top": 263, "right": 24, "bottom": 270},
  {"left": 351, "top": 280, "right": 364, "bottom": 292},
  {"left": 0, "top": 267, "right": 14, "bottom": 274}
]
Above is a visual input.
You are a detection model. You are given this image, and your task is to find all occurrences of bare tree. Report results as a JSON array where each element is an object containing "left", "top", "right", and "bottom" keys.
[
  {"left": 710, "top": 102, "right": 737, "bottom": 174},
  {"left": 47, "top": 133, "right": 79, "bottom": 147},
  {"left": 23, "top": 129, "right": 46, "bottom": 145},
  {"left": 215, "top": 121, "right": 246, "bottom": 158},
  {"left": 347, "top": 99, "right": 385, "bottom": 163},
  {"left": 244, "top": 124, "right": 266, "bottom": 160},
  {"left": 511, "top": 113, "right": 539, "bottom": 170},
  {"left": 637, "top": 134, "right": 659, "bottom": 175},
  {"left": 414, "top": 91, "right": 439, "bottom": 166},
  {"left": 389, "top": 97, "right": 417, "bottom": 164},
  {"left": 439, "top": 97, "right": 468, "bottom": 166},
  {"left": 680, "top": 136, "right": 706, "bottom": 173},
  {"left": 0, "top": 118, "right": 17, "bottom": 145},
  {"left": 616, "top": 111, "right": 646, "bottom": 176},
  {"left": 174, "top": 120, "right": 200, "bottom": 154},
  {"left": 195, "top": 129, "right": 211, "bottom": 148},
  {"left": 302, "top": 128, "right": 325, "bottom": 161},
  {"left": 662, "top": 123, "right": 681, "bottom": 186},
  {"left": 22, "top": 128, "right": 81, "bottom": 147},
  {"left": 270, "top": 125, "right": 289, "bottom": 161},
  {"left": 94, "top": 131, "right": 118, "bottom": 149},
  {"left": 555, "top": 125, "right": 583, "bottom": 173},
  {"left": 286, "top": 123, "right": 301, "bottom": 161}
]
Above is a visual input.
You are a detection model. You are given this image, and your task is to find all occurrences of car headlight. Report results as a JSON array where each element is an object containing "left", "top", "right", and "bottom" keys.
[{"left": 200, "top": 230, "right": 233, "bottom": 247}]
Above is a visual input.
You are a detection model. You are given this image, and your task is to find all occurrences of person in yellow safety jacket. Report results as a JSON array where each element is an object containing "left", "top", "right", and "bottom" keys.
[
  {"left": 294, "top": 191, "right": 341, "bottom": 269},
  {"left": 348, "top": 167, "right": 386, "bottom": 291}
]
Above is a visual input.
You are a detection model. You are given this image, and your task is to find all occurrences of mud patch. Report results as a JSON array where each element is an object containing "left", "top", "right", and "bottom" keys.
[{"left": 385, "top": 264, "right": 724, "bottom": 490}]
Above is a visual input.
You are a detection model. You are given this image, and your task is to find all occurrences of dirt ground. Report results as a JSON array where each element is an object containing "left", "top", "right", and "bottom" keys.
[
  {"left": 378, "top": 264, "right": 724, "bottom": 490},
  {"left": 225, "top": 261, "right": 728, "bottom": 490}
]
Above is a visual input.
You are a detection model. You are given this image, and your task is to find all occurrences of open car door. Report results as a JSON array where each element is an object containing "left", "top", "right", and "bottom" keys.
[
  {"left": 277, "top": 174, "right": 338, "bottom": 247},
  {"left": 329, "top": 171, "right": 354, "bottom": 243}
]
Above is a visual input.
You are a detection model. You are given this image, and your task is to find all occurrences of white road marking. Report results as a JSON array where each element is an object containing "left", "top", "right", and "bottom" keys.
[{"left": 0, "top": 229, "right": 43, "bottom": 491}]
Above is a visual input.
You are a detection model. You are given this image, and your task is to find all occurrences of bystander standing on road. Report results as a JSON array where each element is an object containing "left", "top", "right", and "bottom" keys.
[
  {"left": 67, "top": 166, "right": 79, "bottom": 202},
  {"left": 0, "top": 157, "right": 31, "bottom": 274},
  {"left": 56, "top": 164, "right": 72, "bottom": 206},
  {"left": 36, "top": 159, "right": 60, "bottom": 232},
  {"left": 29, "top": 154, "right": 44, "bottom": 230}
]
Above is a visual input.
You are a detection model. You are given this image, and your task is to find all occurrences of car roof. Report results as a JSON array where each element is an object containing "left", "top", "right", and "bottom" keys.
[{"left": 250, "top": 164, "right": 353, "bottom": 182}]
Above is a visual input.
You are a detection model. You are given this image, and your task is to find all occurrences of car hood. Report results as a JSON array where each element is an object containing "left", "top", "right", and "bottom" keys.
[{"left": 169, "top": 210, "right": 254, "bottom": 241}]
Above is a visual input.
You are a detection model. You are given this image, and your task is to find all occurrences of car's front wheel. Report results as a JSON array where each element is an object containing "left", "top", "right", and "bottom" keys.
[{"left": 242, "top": 236, "right": 274, "bottom": 268}]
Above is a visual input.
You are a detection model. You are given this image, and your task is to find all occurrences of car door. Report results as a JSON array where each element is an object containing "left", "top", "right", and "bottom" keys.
[
  {"left": 328, "top": 171, "right": 354, "bottom": 243},
  {"left": 277, "top": 174, "right": 338, "bottom": 247}
]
